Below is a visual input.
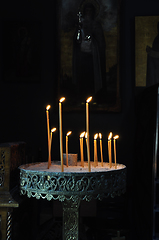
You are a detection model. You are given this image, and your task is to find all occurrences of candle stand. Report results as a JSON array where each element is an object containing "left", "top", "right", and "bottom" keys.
[{"left": 19, "top": 162, "right": 126, "bottom": 240}]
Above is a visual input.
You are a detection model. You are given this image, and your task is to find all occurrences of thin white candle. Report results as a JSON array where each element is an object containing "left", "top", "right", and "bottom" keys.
[
  {"left": 99, "top": 133, "right": 103, "bottom": 167},
  {"left": 46, "top": 105, "right": 51, "bottom": 169},
  {"left": 48, "top": 127, "right": 56, "bottom": 168},
  {"left": 66, "top": 131, "right": 72, "bottom": 167},
  {"left": 113, "top": 135, "right": 119, "bottom": 169},
  {"left": 86, "top": 96, "right": 92, "bottom": 172},
  {"left": 80, "top": 132, "right": 85, "bottom": 167},
  {"left": 59, "top": 97, "right": 65, "bottom": 172},
  {"left": 108, "top": 132, "right": 113, "bottom": 168},
  {"left": 94, "top": 133, "right": 98, "bottom": 167}
]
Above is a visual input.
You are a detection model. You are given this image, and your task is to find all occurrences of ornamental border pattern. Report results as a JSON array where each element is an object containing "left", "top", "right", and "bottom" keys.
[{"left": 19, "top": 166, "right": 126, "bottom": 202}]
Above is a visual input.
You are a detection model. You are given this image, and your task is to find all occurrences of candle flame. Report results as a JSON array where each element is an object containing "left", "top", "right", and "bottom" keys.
[
  {"left": 113, "top": 135, "right": 119, "bottom": 140},
  {"left": 66, "top": 131, "right": 72, "bottom": 136},
  {"left": 51, "top": 127, "right": 56, "bottom": 133},
  {"left": 108, "top": 132, "right": 113, "bottom": 140},
  {"left": 94, "top": 133, "right": 98, "bottom": 140},
  {"left": 46, "top": 105, "right": 51, "bottom": 111},
  {"left": 86, "top": 96, "right": 92, "bottom": 103},
  {"left": 80, "top": 131, "right": 85, "bottom": 138},
  {"left": 99, "top": 133, "right": 102, "bottom": 139},
  {"left": 59, "top": 97, "right": 65, "bottom": 103}
]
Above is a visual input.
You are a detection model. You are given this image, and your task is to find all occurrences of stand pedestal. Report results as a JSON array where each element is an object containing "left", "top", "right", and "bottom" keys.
[
  {"left": 63, "top": 198, "right": 80, "bottom": 240},
  {"left": 19, "top": 162, "right": 126, "bottom": 240}
]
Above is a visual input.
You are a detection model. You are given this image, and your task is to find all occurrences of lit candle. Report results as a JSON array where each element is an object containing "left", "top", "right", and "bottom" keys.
[
  {"left": 108, "top": 132, "right": 113, "bottom": 168},
  {"left": 48, "top": 127, "right": 57, "bottom": 168},
  {"left": 66, "top": 131, "right": 72, "bottom": 167},
  {"left": 80, "top": 132, "right": 85, "bottom": 167},
  {"left": 85, "top": 132, "right": 87, "bottom": 146},
  {"left": 46, "top": 105, "right": 51, "bottom": 168},
  {"left": 113, "top": 135, "right": 119, "bottom": 169},
  {"left": 86, "top": 96, "right": 92, "bottom": 172},
  {"left": 59, "top": 97, "right": 65, "bottom": 172},
  {"left": 94, "top": 133, "right": 98, "bottom": 167},
  {"left": 99, "top": 133, "right": 103, "bottom": 167}
]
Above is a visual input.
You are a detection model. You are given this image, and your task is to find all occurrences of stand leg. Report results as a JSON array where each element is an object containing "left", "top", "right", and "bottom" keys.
[
  {"left": 6, "top": 210, "right": 12, "bottom": 240},
  {"left": 62, "top": 198, "right": 81, "bottom": 240}
]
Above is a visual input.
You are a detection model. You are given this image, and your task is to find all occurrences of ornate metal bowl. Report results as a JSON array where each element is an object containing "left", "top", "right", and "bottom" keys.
[
  {"left": 19, "top": 161, "right": 126, "bottom": 202},
  {"left": 19, "top": 161, "right": 126, "bottom": 240}
]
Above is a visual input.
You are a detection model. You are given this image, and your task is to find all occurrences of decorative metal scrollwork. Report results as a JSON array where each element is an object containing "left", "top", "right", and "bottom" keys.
[{"left": 19, "top": 163, "right": 126, "bottom": 202}]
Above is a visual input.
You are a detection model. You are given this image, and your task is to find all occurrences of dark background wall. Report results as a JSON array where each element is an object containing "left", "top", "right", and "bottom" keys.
[
  {"left": 0, "top": 0, "right": 159, "bottom": 186},
  {"left": 1, "top": 0, "right": 159, "bottom": 239}
]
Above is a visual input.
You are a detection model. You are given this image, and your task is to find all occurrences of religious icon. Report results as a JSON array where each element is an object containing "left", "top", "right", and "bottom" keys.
[
  {"left": 146, "top": 21, "right": 159, "bottom": 87},
  {"left": 135, "top": 16, "right": 159, "bottom": 87},
  {"left": 57, "top": 0, "right": 121, "bottom": 112},
  {"left": 73, "top": 3, "right": 106, "bottom": 103}
]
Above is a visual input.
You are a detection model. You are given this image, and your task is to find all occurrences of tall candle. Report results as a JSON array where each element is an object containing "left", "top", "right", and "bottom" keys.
[
  {"left": 86, "top": 96, "right": 92, "bottom": 172},
  {"left": 48, "top": 127, "right": 56, "bottom": 168},
  {"left": 80, "top": 132, "right": 85, "bottom": 167},
  {"left": 85, "top": 132, "right": 87, "bottom": 146},
  {"left": 94, "top": 133, "right": 98, "bottom": 167},
  {"left": 108, "top": 140, "right": 110, "bottom": 164},
  {"left": 66, "top": 131, "right": 72, "bottom": 167},
  {"left": 113, "top": 135, "right": 119, "bottom": 169},
  {"left": 108, "top": 132, "right": 113, "bottom": 168},
  {"left": 46, "top": 105, "right": 51, "bottom": 169},
  {"left": 99, "top": 133, "right": 103, "bottom": 167},
  {"left": 59, "top": 97, "right": 65, "bottom": 172}
]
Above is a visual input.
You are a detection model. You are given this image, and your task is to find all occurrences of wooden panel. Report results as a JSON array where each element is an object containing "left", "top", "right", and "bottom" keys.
[
  {"left": 0, "top": 142, "right": 26, "bottom": 192},
  {"left": 0, "top": 208, "right": 8, "bottom": 240},
  {"left": 0, "top": 142, "right": 24, "bottom": 240},
  {"left": 0, "top": 147, "right": 11, "bottom": 192}
]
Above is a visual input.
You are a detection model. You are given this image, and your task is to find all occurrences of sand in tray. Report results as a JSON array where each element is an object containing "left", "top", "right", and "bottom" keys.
[{"left": 22, "top": 161, "right": 126, "bottom": 173}]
